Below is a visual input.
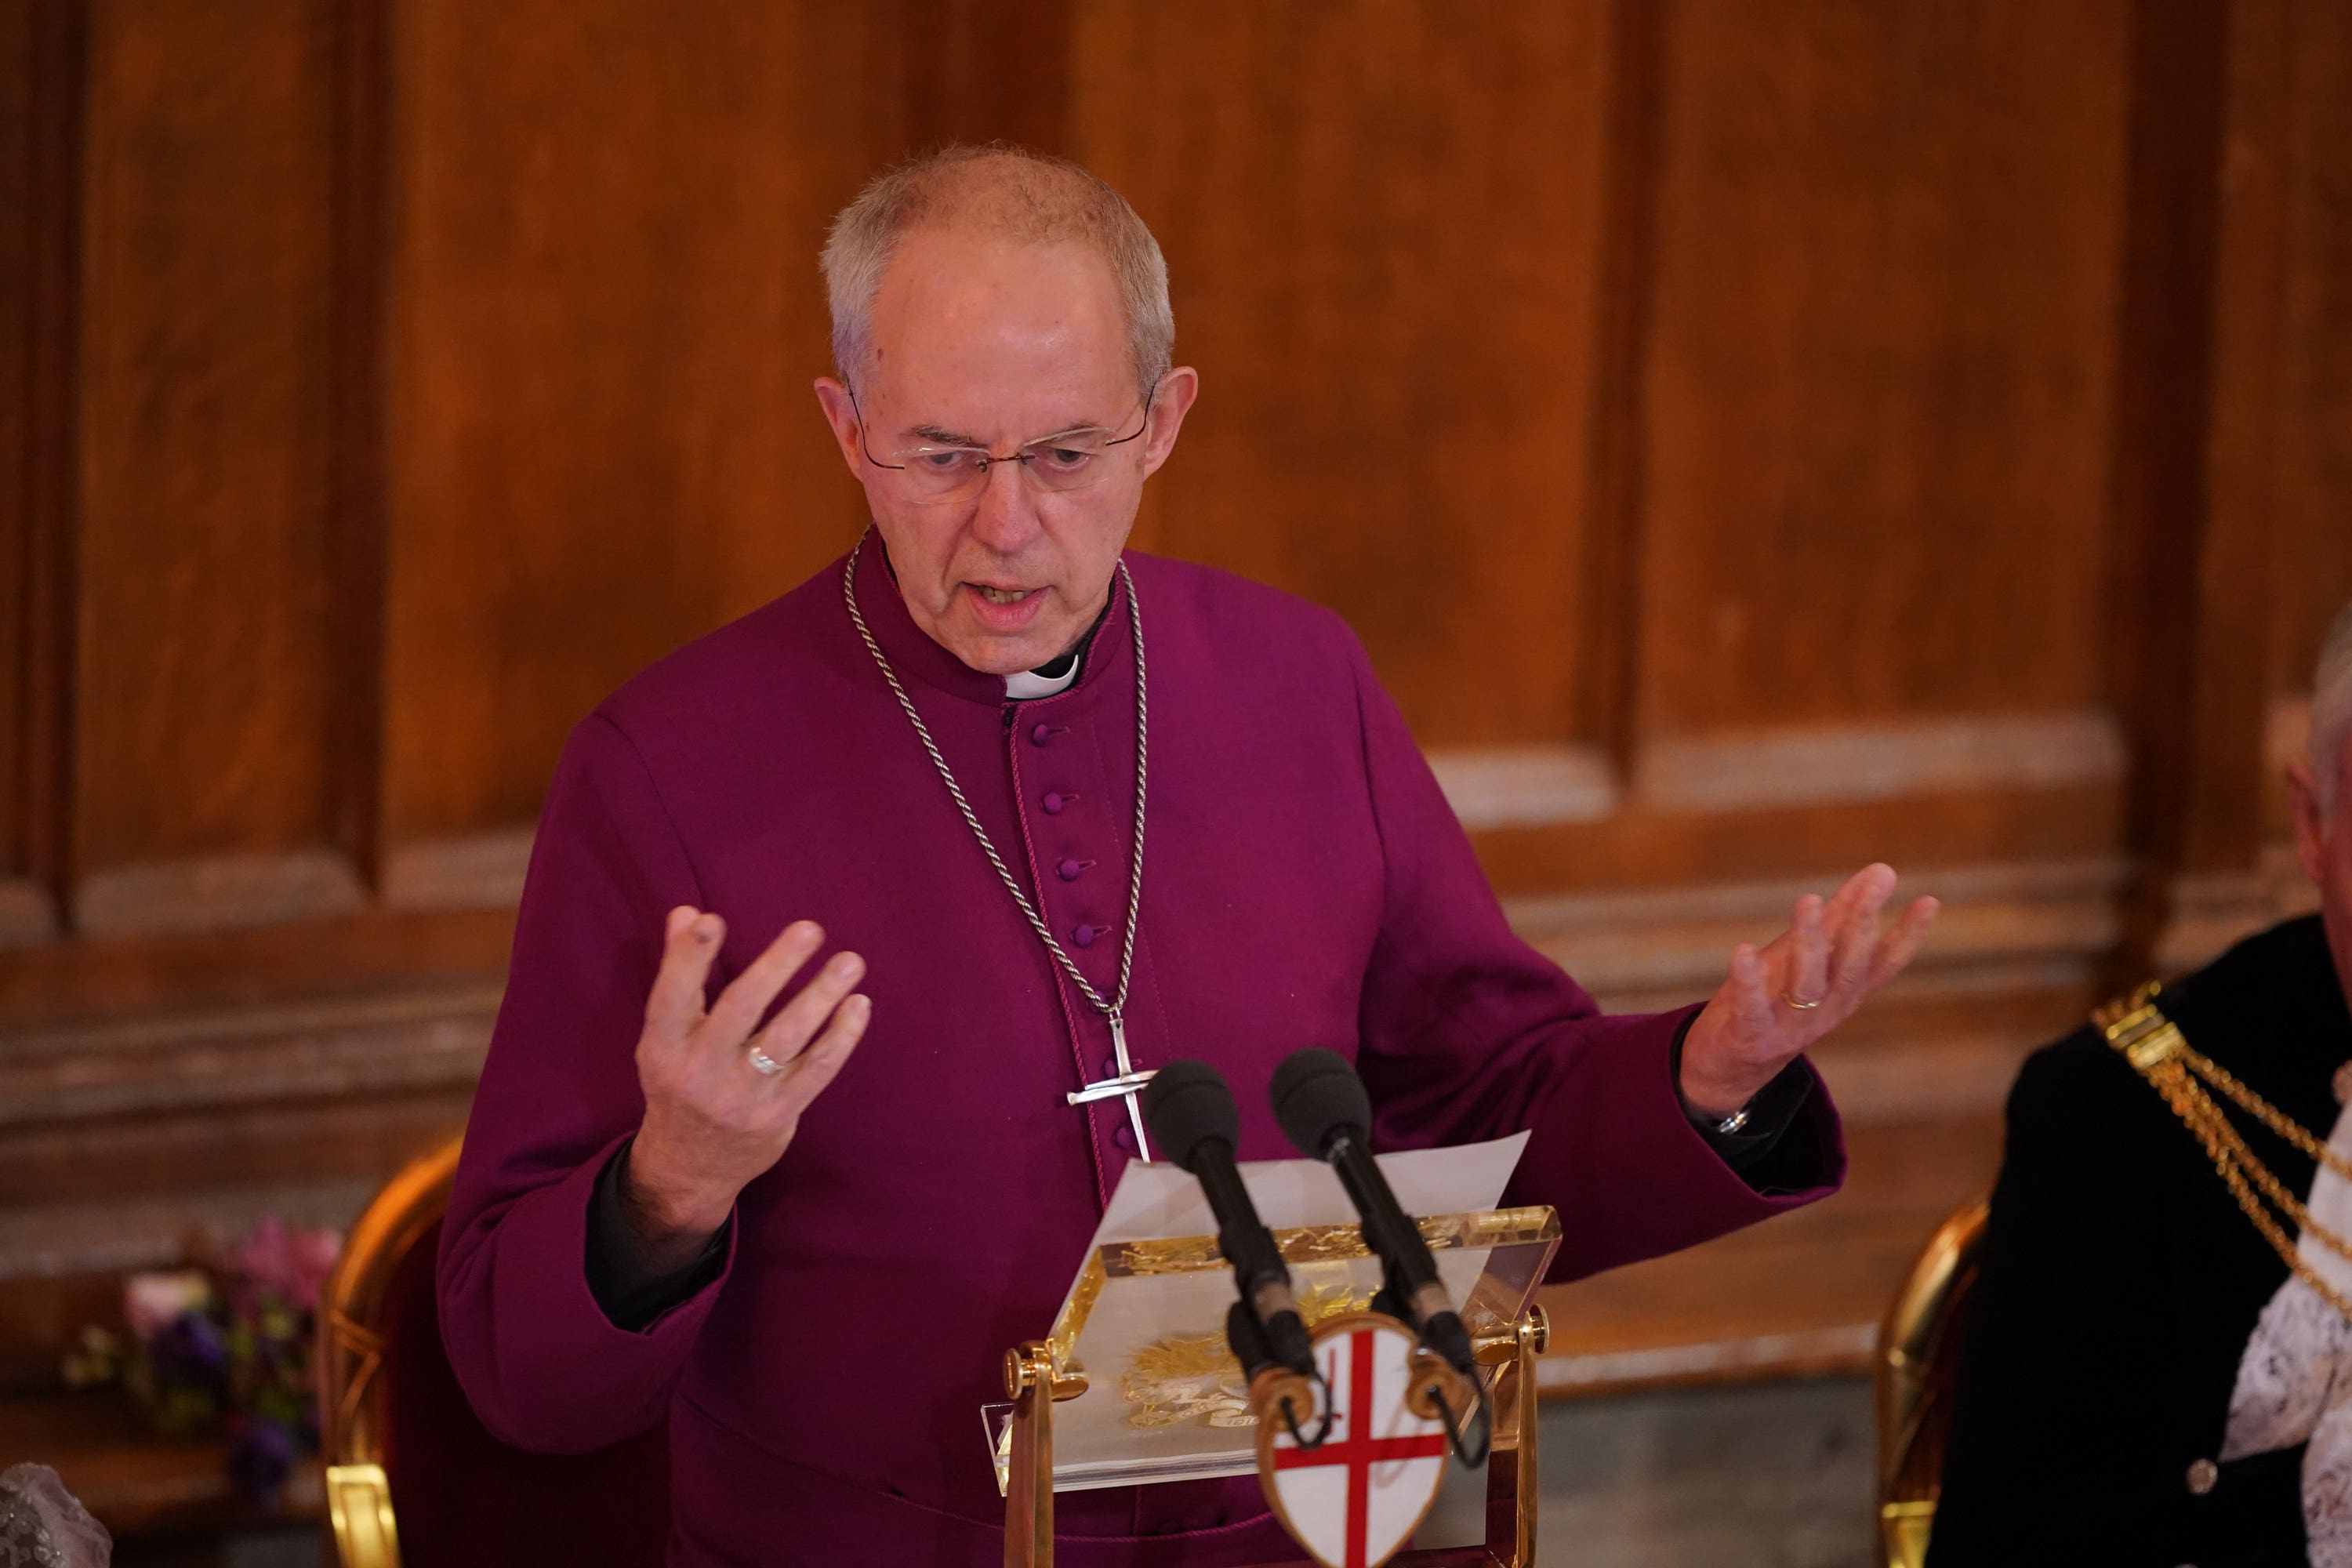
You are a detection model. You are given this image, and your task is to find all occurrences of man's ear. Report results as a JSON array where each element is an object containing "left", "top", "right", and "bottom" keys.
[
  {"left": 813, "top": 378, "right": 869, "bottom": 478},
  {"left": 2288, "top": 759, "right": 2328, "bottom": 891},
  {"left": 1138, "top": 366, "right": 1200, "bottom": 481}
]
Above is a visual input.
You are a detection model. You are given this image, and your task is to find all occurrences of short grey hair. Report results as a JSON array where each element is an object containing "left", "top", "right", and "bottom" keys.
[
  {"left": 2314, "top": 600, "right": 2352, "bottom": 818},
  {"left": 820, "top": 144, "right": 1174, "bottom": 398}
]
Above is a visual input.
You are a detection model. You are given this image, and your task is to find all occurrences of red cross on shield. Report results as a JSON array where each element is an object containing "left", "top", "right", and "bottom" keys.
[{"left": 1256, "top": 1312, "right": 1454, "bottom": 1568}]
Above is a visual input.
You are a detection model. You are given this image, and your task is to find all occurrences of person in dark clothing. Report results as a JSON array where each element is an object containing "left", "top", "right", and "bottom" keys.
[{"left": 1933, "top": 601, "right": 2352, "bottom": 1566}]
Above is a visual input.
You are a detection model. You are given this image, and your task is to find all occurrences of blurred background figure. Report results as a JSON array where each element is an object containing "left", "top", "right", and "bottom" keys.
[
  {"left": 0, "top": 1464, "right": 111, "bottom": 1567},
  {"left": 1933, "top": 602, "right": 2352, "bottom": 1566},
  {"left": 2, "top": 5, "right": 2350, "bottom": 1566}
]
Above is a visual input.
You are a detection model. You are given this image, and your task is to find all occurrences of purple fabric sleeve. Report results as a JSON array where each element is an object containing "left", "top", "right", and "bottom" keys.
[
  {"left": 436, "top": 713, "right": 739, "bottom": 1453},
  {"left": 1336, "top": 630, "right": 1846, "bottom": 1283}
]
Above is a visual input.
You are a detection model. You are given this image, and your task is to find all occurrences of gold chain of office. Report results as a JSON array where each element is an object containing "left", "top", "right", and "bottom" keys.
[{"left": 2100, "top": 982, "right": 2352, "bottom": 1325}]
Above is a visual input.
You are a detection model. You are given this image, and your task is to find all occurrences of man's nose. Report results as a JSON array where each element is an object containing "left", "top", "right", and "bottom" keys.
[{"left": 968, "top": 456, "right": 1043, "bottom": 551}]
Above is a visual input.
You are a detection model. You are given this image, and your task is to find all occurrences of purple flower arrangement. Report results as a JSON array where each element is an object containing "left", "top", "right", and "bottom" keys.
[{"left": 64, "top": 1217, "right": 342, "bottom": 1508}]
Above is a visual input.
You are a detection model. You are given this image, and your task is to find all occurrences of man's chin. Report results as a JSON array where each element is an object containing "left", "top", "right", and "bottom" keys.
[{"left": 945, "top": 625, "right": 1073, "bottom": 679}]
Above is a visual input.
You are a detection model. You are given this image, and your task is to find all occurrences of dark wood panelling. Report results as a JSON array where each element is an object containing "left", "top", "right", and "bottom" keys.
[
  {"left": 2267, "top": 0, "right": 2352, "bottom": 698},
  {"left": 12, "top": 0, "right": 2335, "bottom": 985},
  {"left": 72, "top": 0, "right": 341, "bottom": 880},
  {"left": 380, "top": 0, "right": 896, "bottom": 843},
  {"left": 0, "top": 981, "right": 492, "bottom": 1212},
  {"left": 896, "top": 0, "right": 1073, "bottom": 154},
  {"left": 1637, "top": 0, "right": 2132, "bottom": 731},
  {"left": 1, "top": 0, "right": 81, "bottom": 942},
  {"left": 0, "top": 4, "right": 30, "bottom": 888},
  {"left": 325, "top": 0, "right": 393, "bottom": 884},
  {"left": 1577, "top": 0, "right": 1667, "bottom": 767},
  {"left": 1473, "top": 779, "right": 2122, "bottom": 898},
  {"left": 2206, "top": 0, "right": 2294, "bottom": 753},
  {"left": 11, "top": 5, "right": 2352, "bottom": 1516},
  {"left": 1072, "top": 0, "right": 1610, "bottom": 750},
  {"left": 2101, "top": 0, "right": 2238, "bottom": 974},
  {"left": 0, "top": 907, "right": 510, "bottom": 1028}
]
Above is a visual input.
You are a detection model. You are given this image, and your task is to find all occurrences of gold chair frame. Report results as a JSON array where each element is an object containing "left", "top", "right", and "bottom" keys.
[
  {"left": 1875, "top": 1192, "right": 1990, "bottom": 1568},
  {"left": 314, "top": 1134, "right": 464, "bottom": 1568}
]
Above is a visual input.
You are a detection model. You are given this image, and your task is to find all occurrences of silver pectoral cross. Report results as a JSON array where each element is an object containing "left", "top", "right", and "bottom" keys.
[{"left": 1065, "top": 1013, "right": 1154, "bottom": 1160}]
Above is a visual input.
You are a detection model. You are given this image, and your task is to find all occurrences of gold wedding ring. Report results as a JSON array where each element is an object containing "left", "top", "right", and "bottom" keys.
[
  {"left": 1782, "top": 995, "right": 1823, "bottom": 1011},
  {"left": 747, "top": 1045, "right": 786, "bottom": 1076}
]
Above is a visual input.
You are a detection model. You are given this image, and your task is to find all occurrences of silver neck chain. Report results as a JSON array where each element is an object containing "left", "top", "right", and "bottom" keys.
[{"left": 840, "top": 532, "right": 1148, "bottom": 1027}]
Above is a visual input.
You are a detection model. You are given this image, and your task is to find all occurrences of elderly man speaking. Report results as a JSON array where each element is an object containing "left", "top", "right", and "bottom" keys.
[{"left": 437, "top": 147, "right": 1936, "bottom": 1566}]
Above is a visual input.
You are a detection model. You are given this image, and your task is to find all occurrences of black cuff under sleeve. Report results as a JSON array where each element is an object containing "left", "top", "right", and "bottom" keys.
[
  {"left": 585, "top": 1140, "right": 731, "bottom": 1332},
  {"left": 1669, "top": 1012, "right": 1814, "bottom": 1182}
]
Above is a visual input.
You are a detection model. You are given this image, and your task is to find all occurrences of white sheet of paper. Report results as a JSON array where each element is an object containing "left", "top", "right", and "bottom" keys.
[{"left": 1091, "top": 1131, "right": 1530, "bottom": 1246}]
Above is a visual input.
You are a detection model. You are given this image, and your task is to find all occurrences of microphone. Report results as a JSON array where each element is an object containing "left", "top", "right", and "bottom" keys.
[
  {"left": 1269, "top": 1048, "right": 1488, "bottom": 1461},
  {"left": 1139, "top": 1062, "right": 1319, "bottom": 1403}
]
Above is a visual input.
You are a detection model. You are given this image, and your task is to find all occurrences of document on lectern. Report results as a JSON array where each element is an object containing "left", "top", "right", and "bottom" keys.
[{"left": 985, "top": 1132, "right": 1561, "bottom": 1495}]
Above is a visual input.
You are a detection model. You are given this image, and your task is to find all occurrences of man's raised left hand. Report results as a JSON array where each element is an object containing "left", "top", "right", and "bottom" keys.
[{"left": 1676, "top": 862, "right": 1938, "bottom": 1120}]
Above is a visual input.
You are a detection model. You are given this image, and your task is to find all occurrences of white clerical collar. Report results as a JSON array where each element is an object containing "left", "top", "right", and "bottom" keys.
[{"left": 1004, "top": 655, "right": 1080, "bottom": 700}]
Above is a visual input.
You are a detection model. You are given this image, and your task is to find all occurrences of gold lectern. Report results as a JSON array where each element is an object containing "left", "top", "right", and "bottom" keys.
[{"left": 993, "top": 1204, "right": 1560, "bottom": 1568}]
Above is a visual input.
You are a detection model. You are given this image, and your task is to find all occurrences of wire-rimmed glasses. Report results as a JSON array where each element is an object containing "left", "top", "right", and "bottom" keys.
[{"left": 848, "top": 385, "right": 1156, "bottom": 506}]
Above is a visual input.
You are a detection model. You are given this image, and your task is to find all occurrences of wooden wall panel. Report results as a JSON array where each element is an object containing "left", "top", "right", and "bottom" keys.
[
  {"left": 2096, "top": 0, "right": 2265, "bottom": 973},
  {"left": 7, "top": 9, "right": 2338, "bottom": 1004},
  {"left": 895, "top": 0, "right": 1073, "bottom": 153},
  {"left": 1, "top": 4, "right": 34, "bottom": 893},
  {"left": 15, "top": 3, "right": 2352, "bottom": 1503},
  {"left": 1072, "top": 0, "right": 1610, "bottom": 750},
  {"left": 2267, "top": 0, "right": 2352, "bottom": 700},
  {"left": 380, "top": 1, "right": 898, "bottom": 848},
  {"left": 1636, "top": 0, "right": 2131, "bottom": 732},
  {"left": 2138, "top": 0, "right": 2280, "bottom": 922},
  {"left": 71, "top": 0, "right": 347, "bottom": 923},
  {"left": 0, "top": 0, "right": 77, "bottom": 946}
]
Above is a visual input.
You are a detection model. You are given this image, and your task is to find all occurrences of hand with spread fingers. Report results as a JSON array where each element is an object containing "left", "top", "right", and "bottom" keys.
[
  {"left": 1676, "top": 862, "right": 1938, "bottom": 1120},
  {"left": 622, "top": 907, "right": 872, "bottom": 1268}
]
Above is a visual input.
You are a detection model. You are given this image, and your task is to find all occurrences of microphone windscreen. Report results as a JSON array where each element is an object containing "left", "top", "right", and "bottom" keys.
[
  {"left": 1141, "top": 1059, "right": 1239, "bottom": 1171},
  {"left": 1269, "top": 1047, "right": 1373, "bottom": 1156}
]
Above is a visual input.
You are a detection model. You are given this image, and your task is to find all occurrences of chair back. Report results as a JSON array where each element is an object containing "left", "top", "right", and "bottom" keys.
[
  {"left": 316, "top": 1136, "right": 670, "bottom": 1568},
  {"left": 1874, "top": 1192, "right": 1991, "bottom": 1568}
]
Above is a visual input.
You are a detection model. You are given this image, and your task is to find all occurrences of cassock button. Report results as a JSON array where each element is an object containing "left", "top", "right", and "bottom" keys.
[
  {"left": 1073, "top": 924, "right": 1098, "bottom": 948},
  {"left": 1031, "top": 722, "right": 1053, "bottom": 746},
  {"left": 1102, "top": 1056, "right": 1117, "bottom": 1076},
  {"left": 2186, "top": 1457, "right": 2218, "bottom": 1495},
  {"left": 1058, "top": 858, "right": 1087, "bottom": 881},
  {"left": 1042, "top": 792, "right": 1067, "bottom": 815},
  {"left": 1112, "top": 1124, "right": 1136, "bottom": 1152}
]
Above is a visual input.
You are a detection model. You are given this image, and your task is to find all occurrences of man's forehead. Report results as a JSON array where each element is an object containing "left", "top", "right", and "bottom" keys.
[
  {"left": 873, "top": 230, "right": 1122, "bottom": 341},
  {"left": 862, "top": 230, "right": 1135, "bottom": 439}
]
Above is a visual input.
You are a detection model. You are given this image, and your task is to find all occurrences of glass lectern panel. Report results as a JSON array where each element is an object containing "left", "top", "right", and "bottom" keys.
[{"left": 987, "top": 1206, "right": 1559, "bottom": 1494}]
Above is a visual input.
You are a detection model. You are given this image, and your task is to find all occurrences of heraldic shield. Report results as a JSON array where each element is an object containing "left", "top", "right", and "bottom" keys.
[
  {"left": 991, "top": 1136, "right": 1559, "bottom": 1568},
  {"left": 1257, "top": 1313, "right": 1454, "bottom": 1568}
]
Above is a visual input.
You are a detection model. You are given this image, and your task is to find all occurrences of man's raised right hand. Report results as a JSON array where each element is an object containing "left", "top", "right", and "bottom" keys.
[{"left": 622, "top": 907, "right": 870, "bottom": 1269}]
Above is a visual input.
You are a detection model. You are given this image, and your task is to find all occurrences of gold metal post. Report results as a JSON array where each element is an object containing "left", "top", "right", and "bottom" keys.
[
  {"left": 1505, "top": 1305, "right": 1548, "bottom": 1568},
  {"left": 1003, "top": 1342, "right": 1087, "bottom": 1567}
]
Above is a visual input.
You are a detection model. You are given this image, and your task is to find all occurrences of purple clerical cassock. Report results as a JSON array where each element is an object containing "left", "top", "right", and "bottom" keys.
[{"left": 437, "top": 543, "right": 1846, "bottom": 1566}]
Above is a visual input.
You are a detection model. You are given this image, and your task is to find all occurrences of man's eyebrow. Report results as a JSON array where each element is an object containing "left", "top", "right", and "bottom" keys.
[
  {"left": 904, "top": 416, "right": 1112, "bottom": 448},
  {"left": 1026, "top": 417, "right": 1115, "bottom": 442}
]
